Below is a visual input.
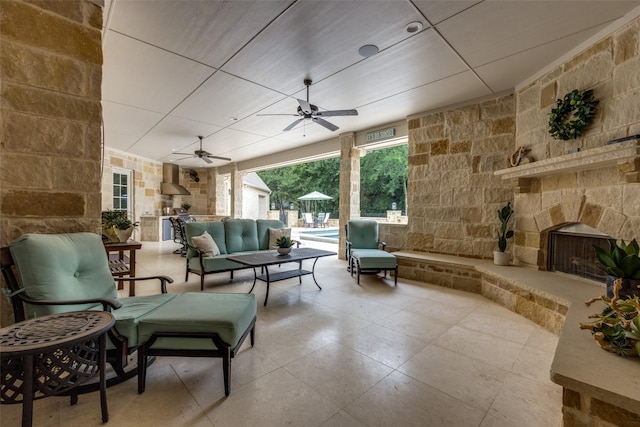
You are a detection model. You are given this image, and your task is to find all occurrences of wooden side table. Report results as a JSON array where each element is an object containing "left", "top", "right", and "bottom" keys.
[
  {"left": 104, "top": 240, "right": 142, "bottom": 296},
  {"left": 0, "top": 311, "right": 115, "bottom": 427}
]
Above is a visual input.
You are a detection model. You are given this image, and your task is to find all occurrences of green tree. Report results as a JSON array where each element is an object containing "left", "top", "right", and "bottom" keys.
[{"left": 257, "top": 144, "right": 408, "bottom": 218}]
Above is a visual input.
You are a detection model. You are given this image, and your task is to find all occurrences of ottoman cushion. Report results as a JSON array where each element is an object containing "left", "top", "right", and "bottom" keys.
[
  {"left": 351, "top": 249, "right": 397, "bottom": 270},
  {"left": 138, "top": 292, "right": 256, "bottom": 350}
]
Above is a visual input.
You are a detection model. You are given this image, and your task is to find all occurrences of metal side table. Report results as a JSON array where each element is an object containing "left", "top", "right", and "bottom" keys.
[{"left": 0, "top": 311, "right": 115, "bottom": 427}]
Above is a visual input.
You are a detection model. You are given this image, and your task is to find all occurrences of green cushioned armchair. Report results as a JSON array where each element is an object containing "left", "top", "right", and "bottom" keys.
[
  {"left": 345, "top": 220, "right": 398, "bottom": 285},
  {"left": 1, "top": 233, "right": 175, "bottom": 386}
]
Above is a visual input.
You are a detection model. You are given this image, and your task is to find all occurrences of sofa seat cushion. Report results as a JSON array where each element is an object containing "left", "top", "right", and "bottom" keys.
[
  {"left": 138, "top": 292, "right": 257, "bottom": 350},
  {"left": 351, "top": 249, "right": 397, "bottom": 270},
  {"left": 188, "top": 254, "right": 245, "bottom": 273},
  {"left": 102, "top": 293, "right": 179, "bottom": 349}
]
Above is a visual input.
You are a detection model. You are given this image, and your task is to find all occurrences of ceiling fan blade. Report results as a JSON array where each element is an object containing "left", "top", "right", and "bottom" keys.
[
  {"left": 206, "top": 155, "right": 232, "bottom": 161},
  {"left": 297, "top": 99, "right": 312, "bottom": 115},
  {"left": 313, "top": 117, "right": 339, "bottom": 132},
  {"left": 315, "top": 109, "right": 358, "bottom": 117},
  {"left": 256, "top": 113, "right": 299, "bottom": 117},
  {"left": 172, "top": 152, "right": 194, "bottom": 156},
  {"left": 283, "top": 118, "right": 304, "bottom": 131},
  {"left": 201, "top": 156, "right": 213, "bottom": 164}
]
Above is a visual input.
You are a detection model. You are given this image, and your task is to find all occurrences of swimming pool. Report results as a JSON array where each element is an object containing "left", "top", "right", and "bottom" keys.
[{"left": 298, "top": 228, "right": 339, "bottom": 243}]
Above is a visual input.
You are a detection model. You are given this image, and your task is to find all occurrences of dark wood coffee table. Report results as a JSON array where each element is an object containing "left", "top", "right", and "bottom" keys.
[{"left": 227, "top": 248, "right": 336, "bottom": 306}]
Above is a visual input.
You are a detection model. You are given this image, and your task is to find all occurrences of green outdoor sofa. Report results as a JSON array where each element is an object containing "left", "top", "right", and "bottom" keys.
[{"left": 184, "top": 218, "right": 288, "bottom": 290}]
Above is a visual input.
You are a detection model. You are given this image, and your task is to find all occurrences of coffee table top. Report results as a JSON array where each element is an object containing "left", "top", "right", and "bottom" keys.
[{"left": 227, "top": 248, "right": 336, "bottom": 267}]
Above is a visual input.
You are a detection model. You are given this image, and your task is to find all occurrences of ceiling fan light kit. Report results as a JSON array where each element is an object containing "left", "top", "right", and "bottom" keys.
[{"left": 259, "top": 79, "right": 358, "bottom": 132}]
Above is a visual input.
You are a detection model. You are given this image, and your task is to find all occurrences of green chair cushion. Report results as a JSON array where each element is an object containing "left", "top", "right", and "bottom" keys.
[
  {"left": 10, "top": 233, "right": 118, "bottom": 318},
  {"left": 138, "top": 292, "right": 257, "bottom": 350},
  {"left": 224, "top": 219, "right": 259, "bottom": 253},
  {"left": 105, "top": 293, "right": 178, "bottom": 349},
  {"left": 185, "top": 222, "right": 227, "bottom": 259},
  {"left": 188, "top": 255, "right": 245, "bottom": 273},
  {"left": 351, "top": 249, "right": 397, "bottom": 269},
  {"left": 256, "top": 220, "right": 285, "bottom": 250},
  {"left": 347, "top": 220, "right": 380, "bottom": 249}
]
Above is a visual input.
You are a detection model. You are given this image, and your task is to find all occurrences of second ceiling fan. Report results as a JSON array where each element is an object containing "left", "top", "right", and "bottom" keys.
[
  {"left": 259, "top": 79, "right": 358, "bottom": 132},
  {"left": 172, "top": 136, "right": 231, "bottom": 164}
]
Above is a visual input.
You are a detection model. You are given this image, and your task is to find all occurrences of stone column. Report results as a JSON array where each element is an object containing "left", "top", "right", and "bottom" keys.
[
  {"left": 230, "top": 165, "right": 245, "bottom": 218},
  {"left": 206, "top": 168, "right": 220, "bottom": 215},
  {"left": 338, "top": 132, "right": 360, "bottom": 260}
]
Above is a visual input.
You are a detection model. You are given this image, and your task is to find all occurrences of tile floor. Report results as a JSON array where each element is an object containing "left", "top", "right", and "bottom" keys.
[{"left": 1, "top": 237, "right": 563, "bottom": 427}]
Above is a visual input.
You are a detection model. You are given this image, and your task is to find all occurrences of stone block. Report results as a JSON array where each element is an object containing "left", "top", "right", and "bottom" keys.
[
  {"left": 472, "top": 134, "right": 514, "bottom": 155},
  {"left": 0, "top": 153, "right": 53, "bottom": 189},
  {"left": 526, "top": 233, "right": 541, "bottom": 249},
  {"left": 407, "top": 118, "right": 421, "bottom": 130},
  {"left": 1, "top": 0, "right": 102, "bottom": 64},
  {"left": 3, "top": 111, "right": 84, "bottom": 156},
  {"left": 541, "top": 174, "right": 578, "bottom": 191},
  {"left": 540, "top": 81, "right": 557, "bottom": 108},
  {"left": 591, "top": 398, "right": 640, "bottom": 425},
  {"left": 452, "top": 187, "right": 482, "bottom": 206},
  {"left": 481, "top": 281, "right": 516, "bottom": 311},
  {"left": 613, "top": 22, "right": 639, "bottom": 65},
  {"left": 465, "top": 224, "right": 492, "bottom": 238},
  {"left": 514, "top": 193, "right": 542, "bottom": 216},
  {"left": 480, "top": 95, "right": 514, "bottom": 119},
  {"left": 563, "top": 38, "right": 611, "bottom": 72},
  {"left": 1, "top": 190, "right": 85, "bottom": 216},
  {"left": 584, "top": 186, "right": 623, "bottom": 212},
  {"left": 25, "top": 0, "right": 84, "bottom": 23},
  {"left": 430, "top": 139, "right": 448, "bottom": 155},
  {"left": 604, "top": 91, "right": 640, "bottom": 131},
  {"left": 461, "top": 207, "right": 482, "bottom": 223},
  {"left": 491, "top": 116, "right": 515, "bottom": 136},
  {"left": 517, "top": 85, "right": 539, "bottom": 113},
  {"left": 450, "top": 140, "right": 471, "bottom": 154},
  {"left": 620, "top": 217, "right": 640, "bottom": 241},
  {"left": 579, "top": 203, "right": 603, "bottom": 229},
  {"left": 614, "top": 56, "right": 640, "bottom": 95},
  {"left": 3, "top": 83, "right": 101, "bottom": 121},
  {"left": 622, "top": 184, "right": 640, "bottom": 217},
  {"left": 549, "top": 204, "right": 565, "bottom": 225},
  {"left": 53, "top": 158, "right": 99, "bottom": 191}
]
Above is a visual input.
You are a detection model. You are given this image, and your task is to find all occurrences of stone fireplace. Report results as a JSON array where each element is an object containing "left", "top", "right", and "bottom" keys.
[{"left": 496, "top": 139, "right": 640, "bottom": 273}]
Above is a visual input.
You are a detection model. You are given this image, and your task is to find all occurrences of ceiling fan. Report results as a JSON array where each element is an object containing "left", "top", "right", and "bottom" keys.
[
  {"left": 172, "top": 136, "right": 231, "bottom": 164},
  {"left": 258, "top": 79, "right": 358, "bottom": 132}
]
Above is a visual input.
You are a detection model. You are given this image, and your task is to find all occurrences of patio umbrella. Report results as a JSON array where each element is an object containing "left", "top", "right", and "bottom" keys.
[{"left": 297, "top": 191, "right": 333, "bottom": 218}]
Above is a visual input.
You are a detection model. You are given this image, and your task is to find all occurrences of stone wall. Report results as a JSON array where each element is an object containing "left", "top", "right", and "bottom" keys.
[
  {"left": 512, "top": 16, "right": 640, "bottom": 268},
  {"left": 405, "top": 94, "right": 516, "bottom": 258},
  {"left": 0, "top": 0, "right": 103, "bottom": 325}
]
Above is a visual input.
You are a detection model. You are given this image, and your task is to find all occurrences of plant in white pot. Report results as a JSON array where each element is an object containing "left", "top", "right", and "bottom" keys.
[
  {"left": 494, "top": 202, "right": 514, "bottom": 265},
  {"left": 101, "top": 210, "right": 139, "bottom": 243},
  {"left": 275, "top": 236, "right": 296, "bottom": 256}
]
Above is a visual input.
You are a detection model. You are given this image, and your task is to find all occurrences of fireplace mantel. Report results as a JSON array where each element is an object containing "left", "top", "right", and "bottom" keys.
[{"left": 495, "top": 139, "right": 639, "bottom": 181}]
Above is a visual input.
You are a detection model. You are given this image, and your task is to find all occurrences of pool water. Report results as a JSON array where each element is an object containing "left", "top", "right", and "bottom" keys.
[{"left": 298, "top": 228, "right": 339, "bottom": 243}]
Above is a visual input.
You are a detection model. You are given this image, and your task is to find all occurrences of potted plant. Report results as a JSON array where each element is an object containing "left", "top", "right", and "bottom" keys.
[
  {"left": 181, "top": 202, "right": 192, "bottom": 212},
  {"left": 594, "top": 239, "right": 640, "bottom": 299},
  {"left": 275, "top": 236, "right": 296, "bottom": 256},
  {"left": 579, "top": 279, "right": 640, "bottom": 358},
  {"left": 494, "top": 202, "right": 514, "bottom": 265},
  {"left": 102, "top": 210, "right": 139, "bottom": 243}
]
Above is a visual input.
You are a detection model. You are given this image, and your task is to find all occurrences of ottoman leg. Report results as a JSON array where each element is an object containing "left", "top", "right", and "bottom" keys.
[
  {"left": 222, "top": 346, "right": 231, "bottom": 396},
  {"left": 137, "top": 344, "right": 147, "bottom": 394}
]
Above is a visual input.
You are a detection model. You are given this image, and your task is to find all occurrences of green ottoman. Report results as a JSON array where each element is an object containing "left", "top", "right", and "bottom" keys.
[
  {"left": 350, "top": 249, "right": 398, "bottom": 285},
  {"left": 137, "top": 292, "right": 256, "bottom": 396}
]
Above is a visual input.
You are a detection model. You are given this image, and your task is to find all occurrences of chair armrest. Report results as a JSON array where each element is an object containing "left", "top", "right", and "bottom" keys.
[
  {"left": 378, "top": 241, "right": 387, "bottom": 251},
  {"left": 13, "top": 292, "right": 122, "bottom": 312},
  {"left": 116, "top": 275, "right": 174, "bottom": 293}
]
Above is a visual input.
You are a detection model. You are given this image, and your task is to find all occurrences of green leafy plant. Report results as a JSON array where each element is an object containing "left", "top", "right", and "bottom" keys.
[
  {"left": 101, "top": 210, "right": 138, "bottom": 230},
  {"left": 594, "top": 239, "right": 640, "bottom": 279},
  {"left": 548, "top": 89, "right": 599, "bottom": 140},
  {"left": 496, "top": 202, "right": 514, "bottom": 252},
  {"left": 181, "top": 202, "right": 192, "bottom": 212},
  {"left": 275, "top": 236, "right": 296, "bottom": 248}
]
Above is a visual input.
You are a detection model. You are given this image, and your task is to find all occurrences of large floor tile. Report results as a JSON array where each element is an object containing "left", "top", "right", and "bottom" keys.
[{"left": 345, "top": 370, "right": 486, "bottom": 427}]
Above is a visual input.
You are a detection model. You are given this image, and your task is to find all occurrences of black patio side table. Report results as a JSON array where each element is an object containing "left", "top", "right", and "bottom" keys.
[{"left": 0, "top": 311, "right": 115, "bottom": 427}]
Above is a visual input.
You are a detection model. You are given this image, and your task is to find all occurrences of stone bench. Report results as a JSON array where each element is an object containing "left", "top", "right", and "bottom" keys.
[{"left": 394, "top": 251, "right": 640, "bottom": 425}]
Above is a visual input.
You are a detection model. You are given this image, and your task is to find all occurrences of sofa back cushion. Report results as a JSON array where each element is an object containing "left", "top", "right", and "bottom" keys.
[
  {"left": 9, "top": 233, "right": 118, "bottom": 317},
  {"left": 185, "top": 221, "right": 227, "bottom": 259},
  {"left": 224, "top": 219, "right": 259, "bottom": 253},
  {"left": 256, "top": 219, "right": 285, "bottom": 250}
]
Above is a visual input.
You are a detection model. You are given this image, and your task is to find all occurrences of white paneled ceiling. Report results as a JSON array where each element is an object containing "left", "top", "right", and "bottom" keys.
[{"left": 102, "top": 0, "right": 640, "bottom": 169}]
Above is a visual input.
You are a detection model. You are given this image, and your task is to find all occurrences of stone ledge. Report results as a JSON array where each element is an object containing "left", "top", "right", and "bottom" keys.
[{"left": 394, "top": 251, "right": 640, "bottom": 418}]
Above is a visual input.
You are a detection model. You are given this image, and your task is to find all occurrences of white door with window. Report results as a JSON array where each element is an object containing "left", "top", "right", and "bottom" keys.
[{"left": 112, "top": 167, "right": 134, "bottom": 220}]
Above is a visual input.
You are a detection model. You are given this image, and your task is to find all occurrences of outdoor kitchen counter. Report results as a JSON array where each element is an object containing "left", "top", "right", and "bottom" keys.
[
  {"left": 139, "top": 215, "right": 223, "bottom": 241},
  {"left": 393, "top": 251, "right": 640, "bottom": 420}
]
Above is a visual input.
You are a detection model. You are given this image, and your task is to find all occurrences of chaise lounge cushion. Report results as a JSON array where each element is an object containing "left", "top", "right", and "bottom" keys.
[
  {"left": 138, "top": 292, "right": 257, "bottom": 350},
  {"left": 351, "top": 249, "right": 397, "bottom": 270}
]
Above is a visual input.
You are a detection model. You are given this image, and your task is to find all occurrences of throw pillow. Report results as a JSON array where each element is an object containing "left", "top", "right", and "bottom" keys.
[
  {"left": 268, "top": 228, "right": 291, "bottom": 248},
  {"left": 191, "top": 231, "right": 220, "bottom": 257}
]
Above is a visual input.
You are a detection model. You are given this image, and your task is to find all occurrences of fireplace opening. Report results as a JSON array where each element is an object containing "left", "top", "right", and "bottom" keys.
[{"left": 548, "top": 223, "right": 612, "bottom": 283}]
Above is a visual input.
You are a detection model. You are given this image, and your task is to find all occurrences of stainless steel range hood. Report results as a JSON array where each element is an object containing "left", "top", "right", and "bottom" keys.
[{"left": 161, "top": 163, "right": 190, "bottom": 195}]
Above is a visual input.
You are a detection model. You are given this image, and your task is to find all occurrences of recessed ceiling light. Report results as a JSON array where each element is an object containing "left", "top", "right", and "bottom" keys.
[
  {"left": 405, "top": 21, "right": 423, "bottom": 34},
  {"left": 358, "top": 44, "right": 379, "bottom": 58},
  {"left": 229, "top": 117, "right": 238, "bottom": 121}
]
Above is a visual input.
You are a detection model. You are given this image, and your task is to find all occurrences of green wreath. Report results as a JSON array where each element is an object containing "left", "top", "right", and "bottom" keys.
[{"left": 548, "top": 89, "right": 599, "bottom": 140}]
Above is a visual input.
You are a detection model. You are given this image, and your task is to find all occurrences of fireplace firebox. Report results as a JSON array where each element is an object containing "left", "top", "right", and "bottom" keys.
[{"left": 548, "top": 224, "right": 612, "bottom": 283}]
